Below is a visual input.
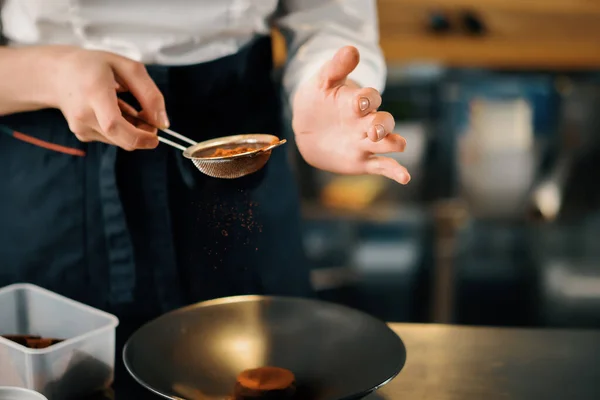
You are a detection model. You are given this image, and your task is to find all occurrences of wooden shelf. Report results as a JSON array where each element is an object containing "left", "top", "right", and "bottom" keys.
[
  {"left": 378, "top": 0, "right": 600, "bottom": 69},
  {"left": 272, "top": 0, "right": 600, "bottom": 69},
  {"left": 379, "top": 0, "right": 600, "bottom": 16},
  {"left": 380, "top": 36, "right": 600, "bottom": 69}
]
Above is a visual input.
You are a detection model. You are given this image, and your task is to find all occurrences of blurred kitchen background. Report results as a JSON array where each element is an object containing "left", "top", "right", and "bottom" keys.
[{"left": 273, "top": 0, "right": 600, "bottom": 329}]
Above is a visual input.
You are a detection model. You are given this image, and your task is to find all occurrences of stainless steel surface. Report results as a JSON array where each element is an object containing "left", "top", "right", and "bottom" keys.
[
  {"left": 368, "top": 323, "right": 600, "bottom": 400},
  {"left": 123, "top": 296, "right": 406, "bottom": 400},
  {"left": 0, "top": 387, "right": 48, "bottom": 400}
]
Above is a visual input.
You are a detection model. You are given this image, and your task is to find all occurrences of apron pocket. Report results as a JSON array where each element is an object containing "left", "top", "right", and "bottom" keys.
[
  {"left": 0, "top": 112, "right": 89, "bottom": 301},
  {"left": 8, "top": 128, "right": 86, "bottom": 157}
]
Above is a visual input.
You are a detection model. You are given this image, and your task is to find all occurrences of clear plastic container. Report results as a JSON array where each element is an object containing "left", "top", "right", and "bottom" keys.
[
  {"left": 0, "top": 387, "right": 48, "bottom": 400},
  {"left": 0, "top": 284, "right": 119, "bottom": 400}
]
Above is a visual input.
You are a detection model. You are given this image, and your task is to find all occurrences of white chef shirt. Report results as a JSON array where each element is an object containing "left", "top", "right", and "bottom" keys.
[{"left": 0, "top": 0, "right": 386, "bottom": 101}]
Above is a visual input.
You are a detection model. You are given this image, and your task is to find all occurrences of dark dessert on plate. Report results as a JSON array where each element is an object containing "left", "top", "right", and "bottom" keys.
[{"left": 234, "top": 366, "right": 296, "bottom": 399}]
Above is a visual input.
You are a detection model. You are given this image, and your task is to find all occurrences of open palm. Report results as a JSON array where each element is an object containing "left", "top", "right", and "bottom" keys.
[{"left": 292, "top": 46, "right": 410, "bottom": 185}]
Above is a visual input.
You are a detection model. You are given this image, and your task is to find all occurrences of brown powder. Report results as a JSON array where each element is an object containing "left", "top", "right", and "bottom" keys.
[
  {"left": 210, "top": 146, "right": 256, "bottom": 157},
  {"left": 205, "top": 188, "right": 263, "bottom": 270}
]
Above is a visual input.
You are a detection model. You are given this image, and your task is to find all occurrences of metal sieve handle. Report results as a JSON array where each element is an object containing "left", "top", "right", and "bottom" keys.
[
  {"left": 120, "top": 104, "right": 197, "bottom": 152},
  {"left": 157, "top": 127, "right": 197, "bottom": 152}
]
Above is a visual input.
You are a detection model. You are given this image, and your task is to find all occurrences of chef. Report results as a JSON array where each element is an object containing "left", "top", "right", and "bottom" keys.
[{"left": 0, "top": 1, "right": 408, "bottom": 329}]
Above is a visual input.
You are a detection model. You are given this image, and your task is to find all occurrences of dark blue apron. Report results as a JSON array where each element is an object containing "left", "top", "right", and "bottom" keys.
[{"left": 0, "top": 36, "right": 312, "bottom": 327}]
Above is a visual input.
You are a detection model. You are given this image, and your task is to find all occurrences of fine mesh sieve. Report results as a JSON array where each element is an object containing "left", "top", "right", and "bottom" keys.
[
  {"left": 122, "top": 107, "right": 286, "bottom": 179},
  {"left": 179, "top": 133, "right": 287, "bottom": 179}
]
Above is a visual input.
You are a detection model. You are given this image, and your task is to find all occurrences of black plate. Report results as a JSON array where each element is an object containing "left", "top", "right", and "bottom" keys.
[{"left": 123, "top": 296, "right": 406, "bottom": 400}]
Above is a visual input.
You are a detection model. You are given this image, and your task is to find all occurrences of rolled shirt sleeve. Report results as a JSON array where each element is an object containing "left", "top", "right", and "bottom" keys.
[{"left": 275, "top": 0, "right": 387, "bottom": 103}]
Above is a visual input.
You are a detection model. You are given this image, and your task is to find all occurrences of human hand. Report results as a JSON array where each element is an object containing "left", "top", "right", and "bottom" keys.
[
  {"left": 292, "top": 46, "right": 410, "bottom": 184},
  {"left": 47, "top": 46, "right": 167, "bottom": 150}
]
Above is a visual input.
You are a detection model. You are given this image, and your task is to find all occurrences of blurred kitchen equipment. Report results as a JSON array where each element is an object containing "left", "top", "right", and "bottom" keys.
[
  {"left": 454, "top": 220, "right": 536, "bottom": 326},
  {"left": 430, "top": 199, "right": 468, "bottom": 324},
  {"left": 0, "top": 284, "right": 119, "bottom": 400},
  {"left": 320, "top": 176, "right": 388, "bottom": 211},
  {"left": 350, "top": 207, "right": 429, "bottom": 322},
  {"left": 529, "top": 79, "right": 600, "bottom": 221},
  {"left": 528, "top": 156, "right": 568, "bottom": 221},
  {"left": 443, "top": 72, "right": 557, "bottom": 219},
  {"left": 458, "top": 98, "right": 537, "bottom": 219},
  {"left": 0, "top": 387, "right": 47, "bottom": 400},
  {"left": 538, "top": 259, "right": 600, "bottom": 328},
  {"left": 532, "top": 218, "right": 600, "bottom": 328},
  {"left": 123, "top": 296, "right": 406, "bottom": 400},
  {"left": 124, "top": 108, "right": 286, "bottom": 179}
]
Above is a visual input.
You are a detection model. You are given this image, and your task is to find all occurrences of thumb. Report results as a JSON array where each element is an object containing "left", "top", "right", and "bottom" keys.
[{"left": 319, "top": 46, "right": 360, "bottom": 89}]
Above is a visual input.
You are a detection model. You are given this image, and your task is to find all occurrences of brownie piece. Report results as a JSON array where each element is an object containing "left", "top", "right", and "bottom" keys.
[
  {"left": 2, "top": 334, "right": 63, "bottom": 349},
  {"left": 234, "top": 367, "right": 296, "bottom": 399}
]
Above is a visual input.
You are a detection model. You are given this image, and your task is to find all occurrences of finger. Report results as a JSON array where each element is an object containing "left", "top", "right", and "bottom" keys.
[
  {"left": 318, "top": 46, "right": 360, "bottom": 90},
  {"left": 87, "top": 131, "right": 116, "bottom": 145},
  {"left": 364, "top": 111, "right": 395, "bottom": 142},
  {"left": 109, "top": 57, "right": 169, "bottom": 129},
  {"left": 114, "top": 76, "right": 129, "bottom": 93},
  {"left": 118, "top": 99, "right": 159, "bottom": 134},
  {"left": 117, "top": 98, "right": 138, "bottom": 116},
  {"left": 364, "top": 155, "right": 411, "bottom": 185},
  {"left": 123, "top": 114, "right": 158, "bottom": 133},
  {"left": 363, "top": 133, "right": 407, "bottom": 154},
  {"left": 66, "top": 107, "right": 115, "bottom": 145},
  {"left": 354, "top": 87, "right": 382, "bottom": 116},
  {"left": 73, "top": 128, "right": 115, "bottom": 145},
  {"left": 114, "top": 82, "right": 128, "bottom": 93},
  {"left": 91, "top": 88, "right": 159, "bottom": 150},
  {"left": 137, "top": 109, "right": 159, "bottom": 133}
]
